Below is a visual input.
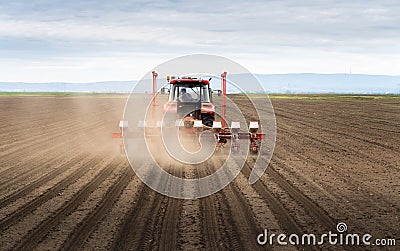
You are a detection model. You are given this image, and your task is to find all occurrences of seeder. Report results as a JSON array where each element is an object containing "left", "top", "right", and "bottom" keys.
[{"left": 113, "top": 71, "right": 265, "bottom": 154}]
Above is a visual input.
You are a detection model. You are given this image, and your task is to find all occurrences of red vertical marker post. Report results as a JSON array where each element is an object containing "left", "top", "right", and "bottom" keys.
[
  {"left": 152, "top": 71, "right": 158, "bottom": 106},
  {"left": 151, "top": 71, "right": 158, "bottom": 123},
  {"left": 221, "top": 71, "right": 227, "bottom": 128}
]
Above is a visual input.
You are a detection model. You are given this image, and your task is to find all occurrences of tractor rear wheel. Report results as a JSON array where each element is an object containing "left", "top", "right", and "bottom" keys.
[{"left": 202, "top": 113, "right": 214, "bottom": 127}]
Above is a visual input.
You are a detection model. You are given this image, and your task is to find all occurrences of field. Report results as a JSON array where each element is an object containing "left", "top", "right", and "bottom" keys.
[{"left": 0, "top": 94, "right": 399, "bottom": 250}]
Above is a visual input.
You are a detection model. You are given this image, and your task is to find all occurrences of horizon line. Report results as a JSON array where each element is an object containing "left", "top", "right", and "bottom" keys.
[{"left": 1, "top": 72, "right": 400, "bottom": 84}]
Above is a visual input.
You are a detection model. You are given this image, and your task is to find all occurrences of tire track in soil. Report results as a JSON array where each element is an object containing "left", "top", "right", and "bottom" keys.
[
  {"left": 111, "top": 160, "right": 185, "bottom": 251},
  {"left": 111, "top": 163, "right": 165, "bottom": 251},
  {"left": 200, "top": 162, "right": 244, "bottom": 250},
  {"left": 135, "top": 162, "right": 184, "bottom": 251},
  {"left": 201, "top": 157, "right": 261, "bottom": 250},
  {"left": 60, "top": 166, "right": 133, "bottom": 251},
  {"left": 177, "top": 165, "right": 203, "bottom": 250},
  {"left": 199, "top": 158, "right": 245, "bottom": 250},
  {"left": 0, "top": 151, "right": 105, "bottom": 231},
  {"left": 12, "top": 157, "right": 121, "bottom": 250},
  {"left": 198, "top": 197, "right": 221, "bottom": 250},
  {"left": 240, "top": 158, "right": 364, "bottom": 251},
  {"left": 113, "top": 186, "right": 159, "bottom": 250},
  {"left": 154, "top": 164, "right": 184, "bottom": 251},
  {"left": 221, "top": 183, "right": 261, "bottom": 250},
  {"left": 236, "top": 158, "right": 314, "bottom": 250},
  {"left": 268, "top": 162, "right": 337, "bottom": 229},
  {"left": 195, "top": 163, "right": 223, "bottom": 251}
]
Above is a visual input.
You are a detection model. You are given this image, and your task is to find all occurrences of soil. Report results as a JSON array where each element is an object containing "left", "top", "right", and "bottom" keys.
[{"left": 0, "top": 95, "right": 398, "bottom": 250}]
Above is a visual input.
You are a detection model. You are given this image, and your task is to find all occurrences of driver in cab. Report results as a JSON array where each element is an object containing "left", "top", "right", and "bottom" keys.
[{"left": 180, "top": 88, "right": 192, "bottom": 102}]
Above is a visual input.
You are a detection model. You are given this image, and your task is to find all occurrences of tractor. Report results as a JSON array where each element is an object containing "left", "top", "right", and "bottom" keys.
[
  {"left": 163, "top": 76, "right": 215, "bottom": 127},
  {"left": 113, "top": 71, "right": 265, "bottom": 154}
]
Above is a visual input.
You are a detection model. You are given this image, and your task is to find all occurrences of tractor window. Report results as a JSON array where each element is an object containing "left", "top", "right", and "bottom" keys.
[
  {"left": 200, "top": 86, "right": 211, "bottom": 102},
  {"left": 169, "top": 85, "right": 211, "bottom": 103},
  {"left": 180, "top": 88, "right": 198, "bottom": 102}
]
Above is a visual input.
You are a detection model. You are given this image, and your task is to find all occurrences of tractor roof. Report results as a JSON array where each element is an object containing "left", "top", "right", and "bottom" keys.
[{"left": 169, "top": 77, "right": 210, "bottom": 85}]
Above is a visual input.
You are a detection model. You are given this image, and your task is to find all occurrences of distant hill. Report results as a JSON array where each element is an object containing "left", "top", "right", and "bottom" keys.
[
  {"left": 1, "top": 74, "right": 399, "bottom": 94},
  {"left": 0, "top": 81, "right": 134, "bottom": 93},
  {"left": 254, "top": 73, "right": 400, "bottom": 94}
]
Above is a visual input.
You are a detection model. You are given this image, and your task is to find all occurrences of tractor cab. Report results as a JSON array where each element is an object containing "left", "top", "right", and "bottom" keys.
[
  {"left": 164, "top": 77, "right": 215, "bottom": 127},
  {"left": 168, "top": 82, "right": 211, "bottom": 103}
]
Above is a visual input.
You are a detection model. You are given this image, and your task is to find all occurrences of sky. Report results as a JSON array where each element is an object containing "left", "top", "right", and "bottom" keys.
[{"left": 0, "top": 0, "right": 399, "bottom": 82}]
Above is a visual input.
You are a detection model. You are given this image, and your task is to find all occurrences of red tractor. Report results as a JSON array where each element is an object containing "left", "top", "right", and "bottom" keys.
[
  {"left": 163, "top": 76, "right": 215, "bottom": 127},
  {"left": 113, "top": 71, "right": 265, "bottom": 154}
]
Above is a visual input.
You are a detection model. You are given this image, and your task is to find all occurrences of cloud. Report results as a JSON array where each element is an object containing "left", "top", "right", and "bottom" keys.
[{"left": 0, "top": 0, "right": 399, "bottom": 81}]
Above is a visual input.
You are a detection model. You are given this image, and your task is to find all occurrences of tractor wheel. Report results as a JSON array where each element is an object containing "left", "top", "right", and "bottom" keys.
[
  {"left": 202, "top": 113, "right": 214, "bottom": 127},
  {"left": 251, "top": 141, "right": 261, "bottom": 154}
]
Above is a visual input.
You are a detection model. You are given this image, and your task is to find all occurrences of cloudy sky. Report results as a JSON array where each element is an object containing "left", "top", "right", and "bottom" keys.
[{"left": 0, "top": 0, "right": 399, "bottom": 82}]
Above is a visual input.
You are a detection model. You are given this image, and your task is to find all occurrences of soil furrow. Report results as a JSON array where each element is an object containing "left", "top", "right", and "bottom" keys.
[
  {"left": 0, "top": 153, "right": 86, "bottom": 207},
  {"left": 60, "top": 166, "right": 133, "bottom": 250},
  {"left": 269, "top": 161, "right": 337, "bottom": 228},
  {"left": 240, "top": 160, "right": 319, "bottom": 251},
  {"left": 111, "top": 163, "right": 164, "bottom": 251},
  {"left": 0, "top": 151, "right": 105, "bottom": 230},
  {"left": 278, "top": 122, "right": 399, "bottom": 171},
  {"left": 156, "top": 164, "right": 184, "bottom": 251},
  {"left": 196, "top": 161, "right": 224, "bottom": 250},
  {"left": 12, "top": 157, "right": 121, "bottom": 250},
  {"left": 275, "top": 109, "right": 400, "bottom": 153}
]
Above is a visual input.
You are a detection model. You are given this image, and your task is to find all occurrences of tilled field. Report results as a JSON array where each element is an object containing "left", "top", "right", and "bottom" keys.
[{"left": 0, "top": 95, "right": 398, "bottom": 250}]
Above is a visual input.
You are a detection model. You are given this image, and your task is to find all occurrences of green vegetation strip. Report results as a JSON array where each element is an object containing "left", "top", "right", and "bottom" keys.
[
  {"left": 229, "top": 94, "right": 400, "bottom": 101},
  {"left": 0, "top": 92, "right": 398, "bottom": 100},
  {"left": 0, "top": 92, "right": 128, "bottom": 98}
]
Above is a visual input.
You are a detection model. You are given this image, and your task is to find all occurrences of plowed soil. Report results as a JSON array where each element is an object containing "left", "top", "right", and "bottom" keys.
[{"left": 0, "top": 95, "right": 398, "bottom": 250}]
